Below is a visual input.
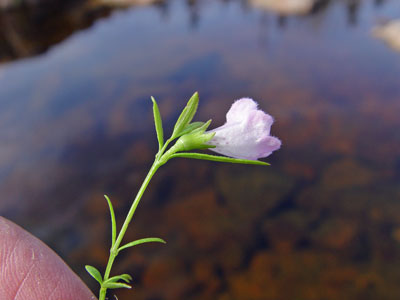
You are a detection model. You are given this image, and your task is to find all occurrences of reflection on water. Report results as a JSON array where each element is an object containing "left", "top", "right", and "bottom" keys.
[
  {"left": 0, "top": 0, "right": 394, "bottom": 63},
  {"left": 0, "top": 1, "right": 112, "bottom": 62},
  {"left": 373, "top": 20, "right": 400, "bottom": 53},
  {"left": 1, "top": 0, "right": 400, "bottom": 299}
]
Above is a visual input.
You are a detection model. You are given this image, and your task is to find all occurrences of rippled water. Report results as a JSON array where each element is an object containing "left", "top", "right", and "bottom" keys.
[{"left": 1, "top": 0, "right": 400, "bottom": 299}]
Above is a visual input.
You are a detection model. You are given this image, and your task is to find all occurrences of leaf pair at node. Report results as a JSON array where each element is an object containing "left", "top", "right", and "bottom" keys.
[{"left": 85, "top": 265, "right": 133, "bottom": 289}]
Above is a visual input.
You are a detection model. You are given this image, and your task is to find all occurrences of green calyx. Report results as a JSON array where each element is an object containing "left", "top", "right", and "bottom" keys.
[{"left": 174, "top": 120, "right": 215, "bottom": 152}]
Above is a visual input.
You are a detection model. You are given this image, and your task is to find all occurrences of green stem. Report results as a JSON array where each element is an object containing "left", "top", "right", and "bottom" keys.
[
  {"left": 98, "top": 148, "right": 170, "bottom": 300},
  {"left": 156, "top": 138, "right": 172, "bottom": 160},
  {"left": 99, "top": 287, "right": 107, "bottom": 300},
  {"left": 114, "top": 162, "right": 161, "bottom": 253}
]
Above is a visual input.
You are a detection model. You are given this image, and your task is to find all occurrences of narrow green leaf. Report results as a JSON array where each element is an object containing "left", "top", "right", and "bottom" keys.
[
  {"left": 118, "top": 237, "right": 166, "bottom": 252},
  {"left": 85, "top": 265, "right": 103, "bottom": 284},
  {"left": 172, "top": 92, "right": 199, "bottom": 138},
  {"left": 104, "top": 195, "right": 116, "bottom": 247},
  {"left": 171, "top": 153, "right": 270, "bottom": 166},
  {"left": 102, "top": 281, "right": 132, "bottom": 289},
  {"left": 151, "top": 96, "right": 164, "bottom": 150},
  {"left": 106, "top": 274, "right": 133, "bottom": 284}
]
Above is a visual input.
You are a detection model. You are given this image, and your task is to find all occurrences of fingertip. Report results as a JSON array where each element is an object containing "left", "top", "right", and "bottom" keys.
[{"left": 0, "top": 217, "right": 96, "bottom": 300}]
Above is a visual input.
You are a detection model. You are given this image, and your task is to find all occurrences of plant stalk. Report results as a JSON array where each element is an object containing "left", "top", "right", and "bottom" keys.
[{"left": 98, "top": 159, "right": 163, "bottom": 300}]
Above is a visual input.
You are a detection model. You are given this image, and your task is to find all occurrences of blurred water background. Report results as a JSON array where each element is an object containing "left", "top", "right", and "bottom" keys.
[{"left": 1, "top": 0, "right": 400, "bottom": 299}]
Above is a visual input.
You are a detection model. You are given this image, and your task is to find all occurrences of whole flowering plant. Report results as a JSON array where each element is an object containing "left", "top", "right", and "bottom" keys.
[{"left": 86, "top": 92, "right": 281, "bottom": 300}]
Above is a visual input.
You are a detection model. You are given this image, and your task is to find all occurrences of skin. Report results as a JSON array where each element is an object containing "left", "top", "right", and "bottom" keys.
[{"left": 0, "top": 217, "right": 96, "bottom": 300}]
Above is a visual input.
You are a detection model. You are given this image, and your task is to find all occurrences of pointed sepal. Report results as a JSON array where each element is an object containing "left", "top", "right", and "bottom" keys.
[
  {"left": 151, "top": 96, "right": 164, "bottom": 150},
  {"left": 171, "top": 92, "right": 199, "bottom": 139}
]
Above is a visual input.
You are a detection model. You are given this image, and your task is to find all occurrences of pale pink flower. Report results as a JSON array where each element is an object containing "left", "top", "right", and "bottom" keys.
[{"left": 208, "top": 98, "right": 281, "bottom": 160}]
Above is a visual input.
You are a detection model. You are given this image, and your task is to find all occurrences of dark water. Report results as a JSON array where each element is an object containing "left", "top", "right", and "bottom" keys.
[{"left": 1, "top": 0, "right": 400, "bottom": 299}]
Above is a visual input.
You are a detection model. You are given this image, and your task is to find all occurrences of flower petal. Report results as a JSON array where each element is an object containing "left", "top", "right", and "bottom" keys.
[
  {"left": 255, "top": 136, "right": 281, "bottom": 158},
  {"left": 245, "top": 109, "right": 273, "bottom": 136},
  {"left": 226, "top": 98, "right": 258, "bottom": 123}
]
